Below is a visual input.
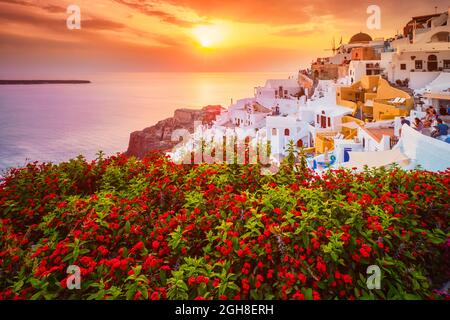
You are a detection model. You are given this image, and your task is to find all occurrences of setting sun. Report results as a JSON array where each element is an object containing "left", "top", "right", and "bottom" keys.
[{"left": 191, "top": 24, "right": 227, "bottom": 48}]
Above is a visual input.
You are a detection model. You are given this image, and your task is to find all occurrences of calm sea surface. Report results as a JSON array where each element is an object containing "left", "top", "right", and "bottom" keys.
[{"left": 0, "top": 72, "right": 292, "bottom": 171}]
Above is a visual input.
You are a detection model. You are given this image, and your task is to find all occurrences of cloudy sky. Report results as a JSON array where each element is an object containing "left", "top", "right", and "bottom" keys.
[{"left": 0, "top": 0, "right": 448, "bottom": 75}]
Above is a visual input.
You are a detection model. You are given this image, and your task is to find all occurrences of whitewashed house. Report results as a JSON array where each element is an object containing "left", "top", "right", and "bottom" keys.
[
  {"left": 356, "top": 121, "right": 395, "bottom": 152},
  {"left": 255, "top": 79, "right": 301, "bottom": 99},
  {"left": 266, "top": 115, "right": 310, "bottom": 157},
  {"left": 385, "top": 9, "right": 450, "bottom": 89}
]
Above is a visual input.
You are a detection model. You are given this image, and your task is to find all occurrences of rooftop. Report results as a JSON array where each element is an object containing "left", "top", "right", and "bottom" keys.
[
  {"left": 363, "top": 127, "right": 395, "bottom": 143},
  {"left": 349, "top": 32, "right": 373, "bottom": 44}
]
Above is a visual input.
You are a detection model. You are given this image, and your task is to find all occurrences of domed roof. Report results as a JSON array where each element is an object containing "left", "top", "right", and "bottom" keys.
[{"left": 349, "top": 32, "right": 373, "bottom": 44}]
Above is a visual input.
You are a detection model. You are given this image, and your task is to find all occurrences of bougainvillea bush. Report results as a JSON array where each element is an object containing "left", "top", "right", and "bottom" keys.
[{"left": 0, "top": 152, "right": 448, "bottom": 300}]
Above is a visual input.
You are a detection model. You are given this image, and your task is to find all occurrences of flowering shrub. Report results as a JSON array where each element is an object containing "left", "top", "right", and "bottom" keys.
[{"left": 0, "top": 153, "right": 448, "bottom": 300}]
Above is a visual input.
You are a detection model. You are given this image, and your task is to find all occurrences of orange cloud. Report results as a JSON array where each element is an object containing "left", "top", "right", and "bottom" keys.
[{"left": 0, "top": 0, "right": 449, "bottom": 73}]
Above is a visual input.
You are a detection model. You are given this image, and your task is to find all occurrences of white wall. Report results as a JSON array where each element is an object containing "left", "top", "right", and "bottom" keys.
[
  {"left": 334, "top": 140, "right": 363, "bottom": 163},
  {"left": 397, "top": 124, "right": 450, "bottom": 171},
  {"left": 409, "top": 72, "right": 441, "bottom": 90}
]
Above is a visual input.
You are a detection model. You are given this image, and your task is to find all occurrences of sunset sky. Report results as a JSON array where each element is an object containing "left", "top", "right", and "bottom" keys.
[{"left": 0, "top": 0, "right": 449, "bottom": 75}]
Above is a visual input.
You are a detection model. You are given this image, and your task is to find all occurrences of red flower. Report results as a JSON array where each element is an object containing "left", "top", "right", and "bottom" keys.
[
  {"left": 298, "top": 273, "right": 307, "bottom": 284},
  {"left": 343, "top": 274, "right": 353, "bottom": 285},
  {"left": 313, "top": 290, "right": 321, "bottom": 300},
  {"left": 340, "top": 233, "right": 350, "bottom": 242},
  {"left": 97, "top": 246, "right": 108, "bottom": 256},
  {"left": 293, "top": 291, "right": 305, "bottom": 300},
  {"left": 57, "top": 201, "right": 67, "bottom": 209},
  {"left": 316, "top": 260, "right": 326, "bottom": 273},
  {"left": 132, "top": 241, "right": 144, "bottom": 252},
  {"left": 273, "top": 208, "right": 282, "bottom": 215},
  {"left": 133, "top": 291, "right": 142, "bottom": 300},
  {"left": 359, "top": 244, "right": 372, "bottom": 258},
  {"left": 152, "top": 240, "right": 160, "bottom": 250},
  {"left": 150, "top": 292, "right": 160, "bottom": 300}
]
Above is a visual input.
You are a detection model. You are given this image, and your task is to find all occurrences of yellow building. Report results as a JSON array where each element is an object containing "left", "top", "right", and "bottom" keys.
[
  {"left": 336, "top": 75, "right": 414, "bottom": 121},
  {"left": 314, "top": 116, "right": 365, "bottom": 154}
]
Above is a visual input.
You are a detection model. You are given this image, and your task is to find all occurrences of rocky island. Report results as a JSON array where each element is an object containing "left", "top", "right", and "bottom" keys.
[
  {"left": 0, "top": 80, "right": 91, "bottom": 85},
  {"left": 126, "top": 105, "right": 224, "bottom": 158}
]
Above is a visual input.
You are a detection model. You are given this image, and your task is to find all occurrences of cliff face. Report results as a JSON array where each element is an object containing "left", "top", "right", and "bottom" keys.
[{"left": 126, "top": 105, "right": 223, "bottom": 158}]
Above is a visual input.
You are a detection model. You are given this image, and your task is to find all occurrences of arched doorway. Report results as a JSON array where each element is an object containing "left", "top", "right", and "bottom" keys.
[
  {"left": 431, "top": 32, "right": 450, "bottom": 42},
  {"left": 297, "top": 139, "right": 303, "bottom": 148},
  {"left": 427, "top": 54, "right": 438, "bottom": 71}
]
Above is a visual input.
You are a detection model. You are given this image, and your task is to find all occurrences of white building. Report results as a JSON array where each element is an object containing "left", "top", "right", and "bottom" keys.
[
  {"left": 415, "top": 72, "right": 450, "bottom": 114},
  {"left": 348, "top": 60, "right": 382, "bottom": 84},
  {"left": 266, "top": 116, "right": 310, "bottom": 157},
  {"left": 255, "top": 79, "right": 300, "bottom": 99},
  {"left": 356, "top": 121, "right": 395, "bottom": 152},
  {"left": 386, "top": 9, "right": 450, "bottom": 89}
]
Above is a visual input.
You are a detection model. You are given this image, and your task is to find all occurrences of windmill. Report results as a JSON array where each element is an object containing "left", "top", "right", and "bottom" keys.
[{"left": 324, "top": 37, "right": 337, "bottom": 55}]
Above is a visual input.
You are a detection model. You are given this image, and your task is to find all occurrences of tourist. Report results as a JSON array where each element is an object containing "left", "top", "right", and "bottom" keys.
[
  {"left": 413, "top": 118, "right": 424, "bottom": 133},
  {"left": 423, "top": 108, "right": 437, "bottom": 128},
  {"left": 400, "top": 116, "right": 410, "bottom": 126},
  {"left": 431, "top": 119, "right": 449, "bottom": 138}
]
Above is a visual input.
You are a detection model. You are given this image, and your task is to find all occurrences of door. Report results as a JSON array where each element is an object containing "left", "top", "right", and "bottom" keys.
[
  {"left": 427, "top": 55, "right": 438, "bottom": 71},
  {"left": 321, "top": 116, "right": 327, "bottom": 128}
]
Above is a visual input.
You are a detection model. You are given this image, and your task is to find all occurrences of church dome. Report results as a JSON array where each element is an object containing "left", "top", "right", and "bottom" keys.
[{"left": 349, "top": 32, "right": 373, "bottom": 44}]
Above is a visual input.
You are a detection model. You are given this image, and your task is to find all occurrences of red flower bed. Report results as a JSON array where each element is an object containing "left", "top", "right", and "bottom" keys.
[{"left": 0, "top": 153, "right": 448, "bottom": 300}]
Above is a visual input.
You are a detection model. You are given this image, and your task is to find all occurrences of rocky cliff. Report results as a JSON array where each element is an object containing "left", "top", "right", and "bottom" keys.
[{"left": 126, "top": 105, "right": 223, "bottom": 158}]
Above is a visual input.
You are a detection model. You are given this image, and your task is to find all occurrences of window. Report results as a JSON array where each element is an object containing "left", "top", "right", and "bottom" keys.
[
  {"left": 284, "top": 90, "right": 288, "bottom": 96},
  {"left": 284, "top": 129, "right": 290, "bottom": 136},
  {"left": 272, "top": 128, "right": 277, "bottom": 136},
  {"left": 415, "top": 60, "right": 423, "bottom": 69},
  {"left": 327, "top": 117, "right": 331, "bottom": 127},
  {"left": 444, "top": 60, "right": 450, "bottom": 69},
  {"left": 316, "top": 115, "right": 320, "bottom": 123},
  {"left": 400, "top": 64, "right": 406, "bottom": 70}
]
